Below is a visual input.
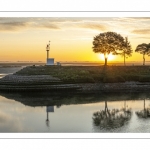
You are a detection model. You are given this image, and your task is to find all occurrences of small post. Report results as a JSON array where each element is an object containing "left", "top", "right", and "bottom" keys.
[{"left": 46, "top": 41, "right": 50, "bottom": 59}]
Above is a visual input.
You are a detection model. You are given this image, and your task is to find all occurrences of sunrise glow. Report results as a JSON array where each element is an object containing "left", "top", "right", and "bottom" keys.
[
  {"left": 99, "top": 53, "right": 116, "bottom": 61},
  {"left": 0, "top": 17, "right": 149, "bottom": 63}
]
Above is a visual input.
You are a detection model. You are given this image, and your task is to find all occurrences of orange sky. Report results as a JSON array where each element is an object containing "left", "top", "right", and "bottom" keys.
[{"left": 0, "top": 17, "right": 150, "bottom": 63}]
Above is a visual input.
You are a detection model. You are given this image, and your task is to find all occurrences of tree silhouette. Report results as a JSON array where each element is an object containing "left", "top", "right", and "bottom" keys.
[
  {"left": 135, "top": 43, "right": 150, "bottom": 65},
  {"left": 92, "top": 100, "right": 132, "bottom": 130},
  {"left": 92, "top": 32, "right": 125, "bottom": 66},
  {"left": 136, "top": 99, "right": 150, "bottom": 118},
  {"left": 120, "top": 37, "right": 132, "bottom": 66}
]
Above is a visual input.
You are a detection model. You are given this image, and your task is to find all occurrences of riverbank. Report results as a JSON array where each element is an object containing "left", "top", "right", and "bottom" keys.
[
  {"left": 0, "top": 76, "right": 150, "bottom": 92},
  {"left": 15, "top": 65, "right": 150, "bottom": 83},
  {"left": 1, "top": 65, "right": 150, "bottom": 92}
]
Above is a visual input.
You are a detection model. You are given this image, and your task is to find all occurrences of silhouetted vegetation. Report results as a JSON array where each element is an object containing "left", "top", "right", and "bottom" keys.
[
  {"left": 136, "top": 99, "right": 150, "bottom": 118},
  {"left": 92, "top": 32, "right": 125, "bottom": 66},
  {"left": 136, "top": 108, "right": 150, "bottom": 118},
  {"left": 93, "top": 100, "right": 132, "bottom": 129},
  {"left": 135, "top": 43, "right": 150, "bottom": 65},
  {"left": 120, "top": 37, "right": 132, "bottom": 66}
]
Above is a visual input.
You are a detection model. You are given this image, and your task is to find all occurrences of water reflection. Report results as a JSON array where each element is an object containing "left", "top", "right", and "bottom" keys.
[
  {"left": 1, "top": 92, "right": 150, "bottom": 132},
  {"left": 2, "top": 92, "right": 150, "bottom": 107},
  {"left": 46, "top": 106, "right": 54, "bottom": 127},
  {"left": 136, "top": 99, "right": 150, "bottom": 118},
  {"left": 92, "top": 100, "right": 132, "bottom": 130}
]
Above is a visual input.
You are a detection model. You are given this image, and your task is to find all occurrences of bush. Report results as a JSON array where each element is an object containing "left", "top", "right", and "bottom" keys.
[
  {"left": 15, "top": 66, "right": 150, "bottom": 83},
  {"left": 103, "top": 76, "right": 125, "bottom": 83},
  {"left": 139, "top": 75, "right": 150, "bottom": 82},
  {"left": 124, "top": 74, "right": 139, "bottom": 81}
]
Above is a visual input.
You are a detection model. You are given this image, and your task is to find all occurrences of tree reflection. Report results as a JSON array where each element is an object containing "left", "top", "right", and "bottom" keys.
[
  {"left": 93, "top": 100, "right": 132, "bottom": 129},
  {"left": 136, "top": 99, "right": 150, "bottom": 118}
]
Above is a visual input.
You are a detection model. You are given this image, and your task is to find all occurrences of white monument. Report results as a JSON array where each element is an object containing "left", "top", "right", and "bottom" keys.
[{"left": 46, "top": 41, "right": 54, "bottom": 65}]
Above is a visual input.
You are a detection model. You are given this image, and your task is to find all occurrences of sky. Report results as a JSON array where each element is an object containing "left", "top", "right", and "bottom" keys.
[{"left": 0, "top": 17, "right": 150, "bottom": 63}]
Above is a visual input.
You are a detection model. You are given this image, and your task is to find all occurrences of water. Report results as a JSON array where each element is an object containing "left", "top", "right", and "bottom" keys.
[
  {"left": 0, "top": 66, "right": 23, "bottom": 78},
  {"left": 1, "top": 92, "right": 150, "bottom": 133},
  {"left": 1, "top": 67, "right": 150, "bottom": 133}
]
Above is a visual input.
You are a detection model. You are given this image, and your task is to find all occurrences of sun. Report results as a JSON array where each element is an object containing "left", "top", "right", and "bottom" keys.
[{"left": 99, "top": 53, "right": 116, "bottom": 61}]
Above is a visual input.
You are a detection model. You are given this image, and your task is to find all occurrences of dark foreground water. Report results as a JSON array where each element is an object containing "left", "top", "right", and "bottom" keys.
[{"left": 1, "top": 67, "right": 150, "bottom": 133}]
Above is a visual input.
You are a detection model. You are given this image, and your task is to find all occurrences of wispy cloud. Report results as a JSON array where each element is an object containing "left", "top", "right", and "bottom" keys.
[
  {"left": 0, "top": 17, "right": 150, "bottom": 34},
  {"left": 0, "top": 21, "right": 29, "bottom": 31},
  {"left": 0, "top": 18, "right": 61, "bottom": 32},
  {"left": 130, "top": 17, "right": 150, "bottom": 21},
  {"left": 36, "top": 23, "right": 60, "bottom": 29},
  {"left": 0, "top": 18, "right": 110, "bottom": 32},
  {"left": 132, "top": 29, "right": 150, "bottom": 34},
  {"left": 79, "top": 23, "right": 107, "bottom": 31},
  {"left": 134, "top": 36, "right": 150, "bottom": 39}
]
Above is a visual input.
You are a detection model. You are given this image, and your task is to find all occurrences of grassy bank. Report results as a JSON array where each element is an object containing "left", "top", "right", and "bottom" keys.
[{"left": 15, "top": 65, "right": 150, "bottom": 83}]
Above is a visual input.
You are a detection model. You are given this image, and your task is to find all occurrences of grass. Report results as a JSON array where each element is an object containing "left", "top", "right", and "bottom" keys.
[{"left": 15, "top": 65, "right": 150, "bottom": 83}]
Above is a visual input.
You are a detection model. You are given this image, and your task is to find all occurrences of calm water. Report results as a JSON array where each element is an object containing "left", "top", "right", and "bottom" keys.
[
  {"left": 1, "top": 67, "right": 150, "bottom": 133},
  {"left": 0, "top": 66, "right": 23, "bottom": 78}
]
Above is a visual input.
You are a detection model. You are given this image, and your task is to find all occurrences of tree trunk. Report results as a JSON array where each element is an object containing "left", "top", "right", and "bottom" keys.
[
  {"left": 144, "top": 99, "right": 146, "bottom": 117},
  {"left": 124, "top": 100, "right": 126, "bottom": 111},
  {"left": 124, "top": 53, "right": 126, "bottom": 66},
  {"left": 104, "top": 58, "right": 107, "bottom": 66},
  {"left": 105, "top": 100, "right": 107, "bottom": 112},
  {"left": 105, "top": 100, "right": 108, "bottom": 118},
  {"left": 144, "top": 99, "right": 145, "bottom": 111},
  {"left": 143, "top": 54, "right": 145, "bottom": 65},
  {"left": 105, "top": 100, "right": 110, "bottom": 117},
  {"left": 124, "top": 100, "right": 126, "bottom": 117}
]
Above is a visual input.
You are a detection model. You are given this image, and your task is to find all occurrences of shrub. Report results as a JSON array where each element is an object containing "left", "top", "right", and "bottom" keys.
[
  {"left": 139, "top": 75, "right": 150, "bottom": 82},
  {"left": 125, "top": 74, "right": 139, "bottom": 81},
  {"left": 103, "top": 76, "right": 125, "bottom": 83}
]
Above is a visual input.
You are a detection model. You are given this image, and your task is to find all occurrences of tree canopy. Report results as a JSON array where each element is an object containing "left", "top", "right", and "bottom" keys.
[
  {"left": 92, "top": 32, "right": 125, "bottom": 66},
  {"left": 135, "top": 43, "right": 150, "bottom": 65},
  {"left": 120, "top": 37, "right": 132, "bottom": 66}
]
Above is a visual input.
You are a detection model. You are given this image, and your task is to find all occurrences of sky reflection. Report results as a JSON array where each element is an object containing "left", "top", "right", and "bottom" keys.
[{"left": 0, "top": 92, "right": 150, "bottom": 132}]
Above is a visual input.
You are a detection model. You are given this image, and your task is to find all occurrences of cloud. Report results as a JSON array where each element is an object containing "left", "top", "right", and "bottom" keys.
[
  {"left": 115, "top": 17, "right": 150, "bottom": 23},
  {"left": 79, "top": 23, "right": 107, "bottom": 31},
  {"left": 1, "top": 17, "right": 150, "bottom": 34},
  {"left": 132, "top": 29, "right": 150, "bottom": 34},
  {"left": 133, "top": 36, "right": 150, "bottom": 39},
  {"left": 0, "top": 18, "right": 61, "bottom": 32},
  {"left": 37, "top": 23, "right": 60, "bottom": 29},
  {"left": 0, "top": 21, "right": 29, "bottom": 31},
  {"left": 130, "top": 17, "right": 150, "bottom": 21},
  {"left": 0, "top": 111, "right": 24, "bottom": 132},
  {"left": 0, "top": 18, "right": 110, "bottom": 32}
]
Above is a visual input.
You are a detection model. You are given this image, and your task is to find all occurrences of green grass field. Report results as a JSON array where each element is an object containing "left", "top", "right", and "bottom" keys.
[{"left": 15, "top": 65, "right": 150, "bottom": 83}]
